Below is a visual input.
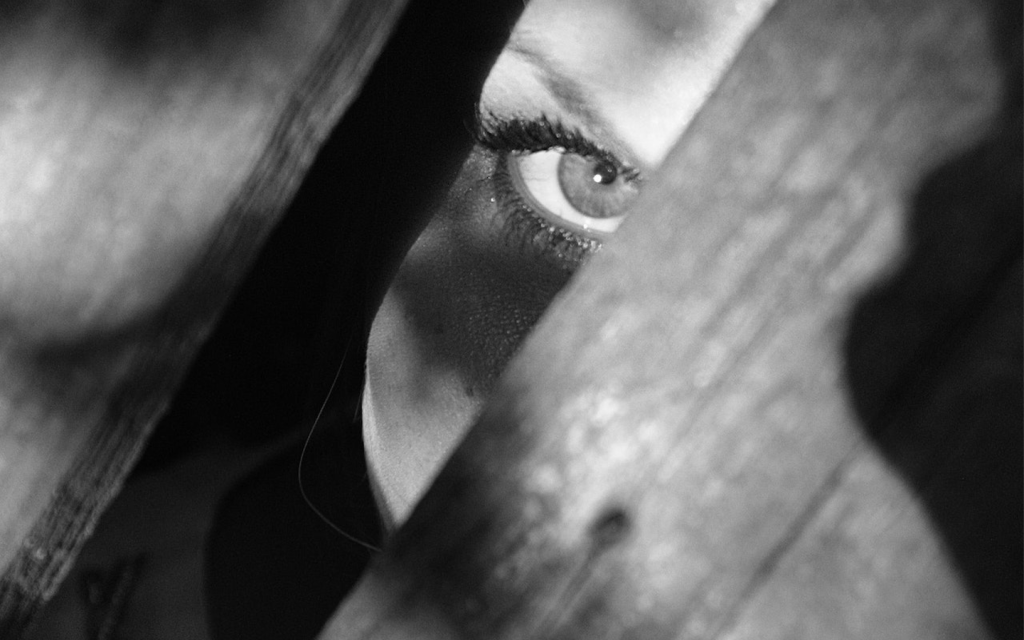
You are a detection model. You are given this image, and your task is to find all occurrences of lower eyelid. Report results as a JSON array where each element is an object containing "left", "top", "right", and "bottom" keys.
[{"left": 489, "top": 149, "right": 600, "bottom": 270}]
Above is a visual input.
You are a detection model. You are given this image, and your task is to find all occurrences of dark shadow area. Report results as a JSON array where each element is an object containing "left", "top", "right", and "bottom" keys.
[
  {"left": 843, "top": 3, "right": 1022, "bottom": 636},
  {"left": 136, "top": 0, "right": 522, "bottom": 466},
  {"left": 128, "top": 0, "right": 521, "bottom": 637},
  {"left": 205, "top": 427, "right": 380, "bottom": 640}
]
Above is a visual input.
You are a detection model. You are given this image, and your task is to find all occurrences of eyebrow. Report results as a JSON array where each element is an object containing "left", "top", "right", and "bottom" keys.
[{"left": 504, "top": 39, "right": 642, "bottom": 168}]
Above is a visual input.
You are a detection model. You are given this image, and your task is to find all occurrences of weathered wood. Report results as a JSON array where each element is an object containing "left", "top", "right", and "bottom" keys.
[
  {"left": 320, "top": 0, "right": 1016, "bottom": 637},
  {"left": 0, "top": 0, "right": 409, "bottom": 634}
]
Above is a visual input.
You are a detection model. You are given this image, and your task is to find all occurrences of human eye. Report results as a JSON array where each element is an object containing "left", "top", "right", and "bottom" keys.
[{"left": 474, "top": 113, "right": 643, "bottom": 270}]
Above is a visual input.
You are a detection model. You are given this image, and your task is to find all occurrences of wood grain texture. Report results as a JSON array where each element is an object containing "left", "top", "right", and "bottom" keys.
[
  {"left": 0, "top": 0, "right": 408, "bottom": 634},
  {"left": 320, "top": 0, "right": 1016, "bottom": 637}
]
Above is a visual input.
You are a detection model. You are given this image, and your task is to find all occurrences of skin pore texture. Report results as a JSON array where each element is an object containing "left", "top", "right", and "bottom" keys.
[{"left": 363, "top": 0, "right": 772, "bottom": 527}]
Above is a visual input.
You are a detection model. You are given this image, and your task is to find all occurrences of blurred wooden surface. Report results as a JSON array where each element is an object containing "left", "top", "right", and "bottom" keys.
[
  {"left": 321, "top": 0, "right": 1018, "bottom": 638},
  {"left": 0, "top": 0, "right": 407, "bottom": 634}
]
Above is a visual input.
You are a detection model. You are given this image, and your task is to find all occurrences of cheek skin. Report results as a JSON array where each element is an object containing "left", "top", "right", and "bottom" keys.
[
  {"left": 364, "top": 157, "right": 572, "bottom": 524},
  {"left": 365, "top": 287, "right": 480, "bottom": 527}
]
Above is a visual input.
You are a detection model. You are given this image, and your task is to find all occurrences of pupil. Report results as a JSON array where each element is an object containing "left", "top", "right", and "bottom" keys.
[{"left": 591, "top": 161, "right": 618, "bottom": 185}]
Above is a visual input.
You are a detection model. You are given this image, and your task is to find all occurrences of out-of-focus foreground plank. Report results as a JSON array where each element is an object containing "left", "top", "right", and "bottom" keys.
[
  {"left": 0, "top": 0, "right": 407, "bottom": 633},
  {"left": 321, "top": 0, "right": 1018, "bottom": 638}
]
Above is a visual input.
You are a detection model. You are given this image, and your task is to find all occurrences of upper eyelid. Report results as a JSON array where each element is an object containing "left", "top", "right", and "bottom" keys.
[
  {"left": 494, "top": 44, "right": 646, "bottom": 168},
  {"left": 473, "top": 111, "right": 642, "bottom": 182},
  {"left": 475, "top": 110, "right": 612, "bottom": 163}
]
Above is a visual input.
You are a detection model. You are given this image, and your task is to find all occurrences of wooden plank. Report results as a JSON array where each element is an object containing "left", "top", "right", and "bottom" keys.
[
  {"left": 722, "top": 261, "right": 1021, "bottom": 640},
  {"left": 319, "top": 0, "right": 1014, "bottom": 637},
  {"left": 0, "top": 0, "right": 409, "bottom": 633}
]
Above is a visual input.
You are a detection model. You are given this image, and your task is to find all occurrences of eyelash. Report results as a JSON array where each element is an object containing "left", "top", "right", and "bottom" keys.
[{"left": 473, "top": 113, "right": 639, "bottom": 270}]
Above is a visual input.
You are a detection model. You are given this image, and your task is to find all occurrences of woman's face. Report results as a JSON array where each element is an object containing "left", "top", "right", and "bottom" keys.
[{"left": 363, "top": 0, "right": 769, "bottom": 526}]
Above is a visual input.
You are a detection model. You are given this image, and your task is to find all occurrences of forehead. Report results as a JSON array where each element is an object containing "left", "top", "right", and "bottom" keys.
[{"left": 483, "top": 0, "right": 772, "bottom": 166}]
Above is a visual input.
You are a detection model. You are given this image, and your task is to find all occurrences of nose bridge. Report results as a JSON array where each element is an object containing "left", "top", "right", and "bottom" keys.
[{"left": 319, "top": 0, "right": 1013, "bottom": 636}]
